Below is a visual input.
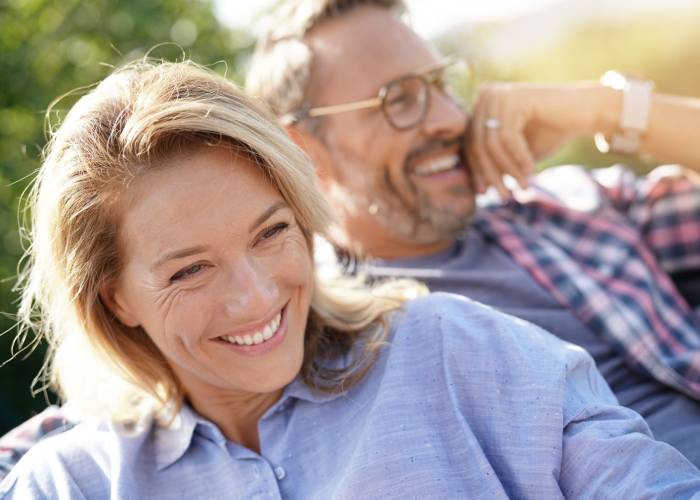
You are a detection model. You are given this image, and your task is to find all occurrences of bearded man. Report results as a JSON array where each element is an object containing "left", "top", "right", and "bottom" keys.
[{"left": 245, "top": 0, "right": 700, "bottom": 466}]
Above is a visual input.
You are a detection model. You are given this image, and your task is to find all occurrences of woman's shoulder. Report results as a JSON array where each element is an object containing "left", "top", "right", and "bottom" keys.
[
  {"left": 393, "top": 291, "right": 563, "bottom": 343},
  {"left": 388, "top": 292, "right": 585, "bottom": 377},
  {"left": 0, "top": 417, "right": 155, "bottom": 498}
]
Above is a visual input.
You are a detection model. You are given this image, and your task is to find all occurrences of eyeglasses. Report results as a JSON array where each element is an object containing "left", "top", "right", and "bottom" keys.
[{"left": 282, "top": 56, "right": 469, "bottom": 131}]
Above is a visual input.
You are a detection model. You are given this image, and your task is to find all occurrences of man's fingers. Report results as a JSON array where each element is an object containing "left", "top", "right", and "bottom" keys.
[
  {"left": 496, "top": 129, "right": 535, "bottom": 188},
  {"left": 472, "top": 141, "right": 511, "bottom": 199}
]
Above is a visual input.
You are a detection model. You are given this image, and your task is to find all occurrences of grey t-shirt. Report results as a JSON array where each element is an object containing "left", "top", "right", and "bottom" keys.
[{"left": 369, "top": 229, "right": 700, "bottom": 466}]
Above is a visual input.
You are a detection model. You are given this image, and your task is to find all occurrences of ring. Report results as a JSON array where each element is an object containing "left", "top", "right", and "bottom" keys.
[{"left": 484, "top": 118, "right": 501, "bottom": 130}]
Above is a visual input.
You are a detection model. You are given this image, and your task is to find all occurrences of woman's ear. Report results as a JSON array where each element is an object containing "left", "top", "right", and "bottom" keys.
[
  {"left": 99, "top": 282, "right": 140, "bottom": 328},
  {"left": 284, "top": 124, "right": 337, "bottom": 188}
]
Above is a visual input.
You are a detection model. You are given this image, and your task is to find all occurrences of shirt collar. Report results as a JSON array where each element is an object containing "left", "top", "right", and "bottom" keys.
[
  {"left": 153, "top": 369, "right": 350, "bottom": 470},
  {"left": 280, "top": 375, "right": 346, "bottom": 405},
  {"left": 153, "top": 404, "right": 201, "bottom": 471}
]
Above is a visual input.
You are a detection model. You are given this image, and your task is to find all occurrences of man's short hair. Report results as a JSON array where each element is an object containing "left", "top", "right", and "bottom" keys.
[{"left": 246, "top": 0, "right": 405, "bottom": 123}]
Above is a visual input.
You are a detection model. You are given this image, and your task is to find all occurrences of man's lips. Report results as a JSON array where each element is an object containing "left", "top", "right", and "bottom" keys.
[{"left": 412, "top": 153, "right": 463, "bottom": 177}]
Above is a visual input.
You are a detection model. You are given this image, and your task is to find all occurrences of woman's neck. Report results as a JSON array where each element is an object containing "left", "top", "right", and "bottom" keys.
[{"left": 187, "top": 388, "right": 283, "bottom": 454}]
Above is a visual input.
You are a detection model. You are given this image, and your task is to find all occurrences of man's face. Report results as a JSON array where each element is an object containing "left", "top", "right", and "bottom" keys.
[{"left": 305, "top": 5, "right": 474, "bottom": 258}]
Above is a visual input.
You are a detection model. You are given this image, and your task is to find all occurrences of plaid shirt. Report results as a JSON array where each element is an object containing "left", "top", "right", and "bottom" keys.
[
  {"left": 1, "top": 164, "right": 700, "bottom": 482},
  {"left": 474, "top": 164, "right": 700, "bottom": 398}
]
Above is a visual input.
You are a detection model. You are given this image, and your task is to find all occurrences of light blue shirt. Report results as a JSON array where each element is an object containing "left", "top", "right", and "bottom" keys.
[
  {"left": 367, "top": 228, "right": 700, "bottom": 466},
  {"left": 2, "top": 293, "right": 700, "bottom": 499}
]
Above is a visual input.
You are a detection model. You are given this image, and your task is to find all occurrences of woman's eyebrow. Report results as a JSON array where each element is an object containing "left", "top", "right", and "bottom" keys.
[
  {"left": 151, "top": 245, "right": 209, "bottom": 271},
  {"left": 249, "top": 201, "right": 288, "bottom": 232}
]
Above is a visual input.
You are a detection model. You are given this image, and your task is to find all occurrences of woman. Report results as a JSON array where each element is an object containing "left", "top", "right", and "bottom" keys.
[{"left": 1, "top": 60, "right": 699, "bottom": 499}]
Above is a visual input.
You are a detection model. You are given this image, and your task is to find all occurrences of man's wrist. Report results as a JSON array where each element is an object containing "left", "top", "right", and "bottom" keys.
[
  {"left": 566, "top": 83, "right": 621, "bottom": 138},
  {"left": 593, "top": 85, "right": 623, "bottom": 138}
]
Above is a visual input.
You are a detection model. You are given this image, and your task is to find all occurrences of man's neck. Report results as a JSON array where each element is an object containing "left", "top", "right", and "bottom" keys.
[{"left": 333, "top": 231, "right": 456, "bottom": 261}]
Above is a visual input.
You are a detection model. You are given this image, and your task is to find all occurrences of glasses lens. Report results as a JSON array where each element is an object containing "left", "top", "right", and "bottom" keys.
[{"left": 382, "top": 76, "right": 428, "bottom": 129}]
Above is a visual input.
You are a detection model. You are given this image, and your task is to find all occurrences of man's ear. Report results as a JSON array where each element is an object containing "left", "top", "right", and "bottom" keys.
[
  {"left": 285, "top": 124, "right": 337, "bottom": 187},
  {"left": 99, "top": 283, "right": 140, "bottom": 328}
]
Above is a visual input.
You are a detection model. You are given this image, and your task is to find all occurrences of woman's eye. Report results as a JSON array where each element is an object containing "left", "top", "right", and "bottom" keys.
[
  {"left": 258, "top": 222, "right": 289, "bottom": 243},
  {"left": 170, "top": 264, "right": 206, "bottom": 282}
]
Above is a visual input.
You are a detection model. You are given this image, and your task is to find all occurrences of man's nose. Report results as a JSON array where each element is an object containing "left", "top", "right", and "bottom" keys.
[
  {"left": 422, "top": 88, "right": 467, "bottom": 139},
  {"left": 220, "top": 259, "right": 279, "bottom": 318}
]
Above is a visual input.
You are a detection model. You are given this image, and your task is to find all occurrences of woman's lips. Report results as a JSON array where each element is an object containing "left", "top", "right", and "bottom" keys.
[{"left": 214, "top": 303, "right": 289, "bottom": 357}]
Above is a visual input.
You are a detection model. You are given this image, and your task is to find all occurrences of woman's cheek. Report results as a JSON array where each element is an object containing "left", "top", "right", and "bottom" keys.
[
  {"left": 158, "top": 286, "right": 211, "bottom": 355},
  {"left": 266, "top": 234, "right": 313, "bottom": 285}
]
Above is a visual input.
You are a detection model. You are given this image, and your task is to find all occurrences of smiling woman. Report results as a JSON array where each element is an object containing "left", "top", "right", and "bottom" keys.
[
  {"left": 12, "top": 60, "right": 412, "bottom": 446},
  {"left": 3, "top": 59, "right": 700, "bottom": 499}
]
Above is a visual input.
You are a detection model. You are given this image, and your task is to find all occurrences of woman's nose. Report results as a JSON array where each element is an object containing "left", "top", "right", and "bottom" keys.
[{"left": 220, "top": 259, "right": 279, "bottom": 318}]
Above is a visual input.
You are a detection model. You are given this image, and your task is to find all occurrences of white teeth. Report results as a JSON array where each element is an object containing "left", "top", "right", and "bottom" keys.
[
  {"left": 221, "top": 311, "right": 282, "bottom": 347},
  {"left": 414, "top": 154, "right": 459, "bottom": 176},
  {"left": 262, "top": 323, "right": 274, "bottom": 340}
]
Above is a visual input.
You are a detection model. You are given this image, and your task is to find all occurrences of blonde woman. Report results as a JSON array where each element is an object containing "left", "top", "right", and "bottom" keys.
[{"left": 1, "top": 60, "right": 699, "bottom": 499}]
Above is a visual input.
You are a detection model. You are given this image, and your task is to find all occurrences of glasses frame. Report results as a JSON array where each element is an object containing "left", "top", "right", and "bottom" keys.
[{"left": 282, "top": 56, "right": 464, "bottom": 131}]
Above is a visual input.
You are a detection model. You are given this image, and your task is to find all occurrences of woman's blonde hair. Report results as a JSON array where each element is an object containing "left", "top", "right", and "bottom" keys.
[{"left": 18, "top": 60, "right": 424, "bottom": 423}]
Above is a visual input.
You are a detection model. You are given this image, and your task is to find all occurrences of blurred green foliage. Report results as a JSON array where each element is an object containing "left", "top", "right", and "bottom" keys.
[
  {"left": 439, "top": 7, "right": 700, "bottom": 173},
  {"left": 0, "top": 0, "right": 252, "bottom": 434}
]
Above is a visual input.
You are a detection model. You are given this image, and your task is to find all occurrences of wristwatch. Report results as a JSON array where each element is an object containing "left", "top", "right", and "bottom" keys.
[{"left": 594, "top": 70, "right": 654, "bottom": 155}]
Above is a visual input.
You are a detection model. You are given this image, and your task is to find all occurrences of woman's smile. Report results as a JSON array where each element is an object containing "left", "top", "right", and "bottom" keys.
[{"left": 214, "top": 301, "right": 289, "bottom": 356}]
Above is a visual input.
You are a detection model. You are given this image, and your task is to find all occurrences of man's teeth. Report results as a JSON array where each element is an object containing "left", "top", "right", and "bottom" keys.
[
  {"left": 414, "top": 154, "right": 460, "bottom": 176},
  {"left": 221, "top": 312, "right": 282, "bottom": 346}
]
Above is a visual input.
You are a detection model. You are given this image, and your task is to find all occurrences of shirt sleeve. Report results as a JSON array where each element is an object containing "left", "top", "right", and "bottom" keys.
[
  {"left": 0, "top": 443, "right": 92, "bottom": 500},
  {"left": 558, "top": 344, "right": 700, "bottom": 499},
  {"left": 0, "top": 406, "right": 74, "bottom": 484},
  {"left": 592, "top": 164, "right": 700, "bottom": 275}
]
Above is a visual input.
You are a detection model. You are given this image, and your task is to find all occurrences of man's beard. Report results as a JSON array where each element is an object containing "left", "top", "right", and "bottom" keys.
[
  {"left": 404, "top": 183, "right": 473, "bottom": 243},
  {"left": 327, "top": 138, "right": 474, "bottom": 246}
]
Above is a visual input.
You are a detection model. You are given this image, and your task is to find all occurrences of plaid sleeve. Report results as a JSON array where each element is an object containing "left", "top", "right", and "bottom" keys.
[
  {"left": 592, "top": 164, "right": 700, "bottom": 274},
  {"left": 0, "top": 406, "right": 74, "bottom": 483}
]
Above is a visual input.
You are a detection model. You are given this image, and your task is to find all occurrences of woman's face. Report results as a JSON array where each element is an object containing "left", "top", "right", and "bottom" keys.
[{"left": 107, "top": 146, "right": 314, "bottom": 402}]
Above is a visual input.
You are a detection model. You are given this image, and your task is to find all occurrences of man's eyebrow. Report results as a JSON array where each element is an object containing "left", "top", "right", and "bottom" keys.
[
  {"left": 249, "top": 201, "right": 288, "bottom": 232},
  {"left": 412, "top": 57, "right": 449, "bottom": 75}
]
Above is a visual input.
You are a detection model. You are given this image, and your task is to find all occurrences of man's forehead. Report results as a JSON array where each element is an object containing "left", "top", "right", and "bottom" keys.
[{"left": 306, "top": 5, "right": 439, "bottom": 96}]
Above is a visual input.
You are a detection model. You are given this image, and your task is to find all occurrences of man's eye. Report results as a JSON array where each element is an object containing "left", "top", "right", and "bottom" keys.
[
  {"left": 387, "top": 94, "right": 409, "bottom": 106},
  {"left": 258, "top": 222, "right": 289, "bottom": 243},
  {"left": 171, "top": 264, "right": 206, "bottom": 282}
]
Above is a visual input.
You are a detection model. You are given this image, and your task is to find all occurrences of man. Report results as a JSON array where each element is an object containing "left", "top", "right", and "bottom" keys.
[{"left": 245, "top": 0, "right": 700, "bottom": 466}]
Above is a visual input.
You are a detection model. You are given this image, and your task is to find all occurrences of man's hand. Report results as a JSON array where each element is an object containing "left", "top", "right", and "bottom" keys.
[{"left": 466, "top": 82, "right": 616, "bottom": 197}]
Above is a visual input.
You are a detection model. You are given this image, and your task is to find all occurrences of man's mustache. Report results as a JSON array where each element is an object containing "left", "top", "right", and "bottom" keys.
[{"left": 404, "top": 134, "right": 466, "bottom": 174}]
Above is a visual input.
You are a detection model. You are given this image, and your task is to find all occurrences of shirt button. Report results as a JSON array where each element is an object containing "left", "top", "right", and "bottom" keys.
[{"left": 274, "top": 465, "right": 286, "bottom": 480}]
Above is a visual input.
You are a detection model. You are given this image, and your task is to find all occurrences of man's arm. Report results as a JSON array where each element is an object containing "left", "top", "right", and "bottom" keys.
[{"left": 467, "top": 81, "right": 700, "bottom": 196}]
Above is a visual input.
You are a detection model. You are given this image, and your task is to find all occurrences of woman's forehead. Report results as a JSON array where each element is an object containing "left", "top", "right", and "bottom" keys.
[{"left": 116, "top": 148, "right": 286, "bottom": 258}]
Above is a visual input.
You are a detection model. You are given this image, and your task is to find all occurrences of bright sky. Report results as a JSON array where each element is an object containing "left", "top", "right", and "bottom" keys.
[{"left": 214, "top": 0, "right": 563, "bottom": 38}]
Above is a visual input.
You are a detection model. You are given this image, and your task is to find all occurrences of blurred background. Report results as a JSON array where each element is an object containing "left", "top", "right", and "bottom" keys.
[{"left": 1, "top": 0, "right": 699, "bottom": 434}]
